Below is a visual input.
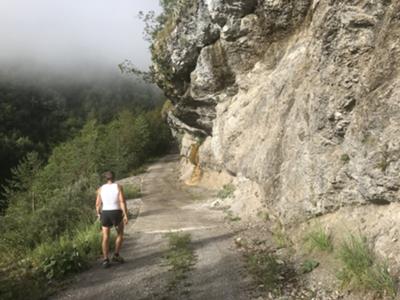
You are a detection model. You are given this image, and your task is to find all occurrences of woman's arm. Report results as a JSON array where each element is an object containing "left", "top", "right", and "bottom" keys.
[
  {"left": 118, "top": 185, "right": 129, "bottom": 224},
  {"left": 95, "top": 188, "right": 102, "bottom": 218}
]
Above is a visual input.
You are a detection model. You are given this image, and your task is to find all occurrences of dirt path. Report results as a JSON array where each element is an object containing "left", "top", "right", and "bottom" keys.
[{"left": 52, "top": 155, "right": 254, "bottom": 300}]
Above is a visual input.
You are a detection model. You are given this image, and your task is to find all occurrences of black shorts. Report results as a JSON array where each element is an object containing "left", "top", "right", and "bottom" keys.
[{"left": 101, "top": 210, "right": 123, "bottom": 227}]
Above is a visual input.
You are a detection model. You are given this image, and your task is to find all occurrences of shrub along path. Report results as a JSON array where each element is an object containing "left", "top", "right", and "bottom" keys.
[{"left": 52, "top": 155, "right": 254, "bottom": 300}]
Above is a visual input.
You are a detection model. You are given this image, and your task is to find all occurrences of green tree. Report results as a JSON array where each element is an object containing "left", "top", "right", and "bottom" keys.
[{"left": 131, "top": 114, "right": 152, "bottom": 167}]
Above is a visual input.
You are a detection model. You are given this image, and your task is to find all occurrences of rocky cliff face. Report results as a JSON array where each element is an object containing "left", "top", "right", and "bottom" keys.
[{"left": 153, "top": 0, "right": 400, "bottom": 224}]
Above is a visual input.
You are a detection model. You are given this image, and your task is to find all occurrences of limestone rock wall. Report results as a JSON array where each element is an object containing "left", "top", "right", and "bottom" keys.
[{"left": 153, "top": 0, "right": 400, "bottom": 224}]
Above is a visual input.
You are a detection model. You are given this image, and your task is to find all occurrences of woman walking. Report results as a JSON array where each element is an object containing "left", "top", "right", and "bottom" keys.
[{"left": 95, "top": 171, "right": 129, "bottom": 268}]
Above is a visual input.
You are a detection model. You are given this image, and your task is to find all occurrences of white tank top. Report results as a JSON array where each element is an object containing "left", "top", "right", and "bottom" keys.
[{"left": 100, "top": 183, "right": 120, "bottom": 211}]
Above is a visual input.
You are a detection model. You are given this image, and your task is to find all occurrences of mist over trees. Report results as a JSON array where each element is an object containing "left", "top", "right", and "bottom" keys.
[
  {"left": 0, "top": 69, "right": 164, "bottom": 203},
  {"left": 0, "top": 62, "right": 173, "bottom": 299}
]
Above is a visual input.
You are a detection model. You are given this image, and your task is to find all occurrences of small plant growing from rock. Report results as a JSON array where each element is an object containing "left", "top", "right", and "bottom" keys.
[
  {"left": 304, "top": 225, "right": 333, "bottom": 252},
  {"left": 196, "top": 135, "right": 206, "bottom": 145},
  {"left": 257, "top": 210, "right": 270, "bottom": 222},
  {"left": 340, "top": 154, "right": 350, "bottom": 163},
  {"left": 224, "top": 210, "right": 241, "bottom": 222},
  {"left": 161, "top": 99, "right": 174, "bottom": 120},
  {"left": 272, "top": 225, "right": 291, "bottom": 249},
  {"left": 376, "top": 153, "right": 390, "bottom": 172},
  {"left": 217, "top": 184, "right": 235, "bottom": 199},
  {"left": 300, "top": 259, "right": 320, "bottom": 274}
]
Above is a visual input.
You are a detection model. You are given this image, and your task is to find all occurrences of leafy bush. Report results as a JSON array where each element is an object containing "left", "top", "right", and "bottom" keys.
[
  {"left": 37, "top": 242, "right": 85, "bottom": 281},
  {"left": 0, "top": 222, "right": 103, "bottom": 300},
  {"left": 0, "top": 264, "right": 44, "bottom": 300},
  {"left": 337, "top": 234, "right": 396, "bottom": 297},
  {"left": 31, "top": 223, "right": 102, "bottom": 280}
]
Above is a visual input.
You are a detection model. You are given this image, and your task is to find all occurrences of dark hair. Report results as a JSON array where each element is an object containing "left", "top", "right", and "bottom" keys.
[{"left": 103, "top": 171, "right": 115, "bottom": 181}]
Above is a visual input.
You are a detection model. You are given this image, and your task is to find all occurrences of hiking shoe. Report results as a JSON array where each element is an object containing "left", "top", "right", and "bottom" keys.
[
  {"left": 102, "top": 258, "right": 110, "bottom": 268},
  {"left": 112, "top": 254, "right": 124, "bottom": 263}
]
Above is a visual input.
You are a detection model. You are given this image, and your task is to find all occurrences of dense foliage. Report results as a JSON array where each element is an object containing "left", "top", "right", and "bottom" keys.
[
  {"left": 0, "top": 73, "right": 162, "bottom": 211},
  {"left": 0, "top": 71, "right": 172, "bottom": 299},
  {"left": 1, "top": 108, "right": 171, "bottom": 249}
]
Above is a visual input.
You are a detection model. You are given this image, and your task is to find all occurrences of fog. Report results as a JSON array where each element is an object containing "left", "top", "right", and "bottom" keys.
[{"left": 0, "top": 0, "right": 161, "bottom": 78}]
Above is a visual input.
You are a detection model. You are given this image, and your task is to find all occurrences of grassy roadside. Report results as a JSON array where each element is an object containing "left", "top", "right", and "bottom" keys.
[
  {"left": 0, "top": 221, "right": 113, "bottom": 300},
  {"left": 245, "top": 250, "right": 287, "bottom": 295},
  {"left": 301, "top": 225, "right": 396, "bottom": 297},
  {"left": 235, "top": 220, "right": 397, "bottom": 299},
  {"left": 164, "top": 232, "right": 196, "bottom": 292},
  {"left": 123, "top": 184, "right": 141, "bottom": 199}
]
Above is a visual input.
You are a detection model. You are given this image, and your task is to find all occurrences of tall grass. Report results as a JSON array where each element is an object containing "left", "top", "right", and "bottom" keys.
[
  {"left": 0, "top": 222, "right": 104, "bottom": 300},
  {"left": 337, "top": 234, "right": 396, "bottom": 298},
  {"left": 31, "top": 222, "right": 102, "bottom": 278},
  {"left": 245, "top": 251, "right": 283, "bottom": 294}
]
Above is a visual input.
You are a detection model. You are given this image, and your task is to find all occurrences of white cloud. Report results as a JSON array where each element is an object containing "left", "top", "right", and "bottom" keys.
[{"left": 0, "top": 0, "right": 161, "bottom": 73}]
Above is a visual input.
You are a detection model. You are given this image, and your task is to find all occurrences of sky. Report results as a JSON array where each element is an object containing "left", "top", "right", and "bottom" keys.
[{"left": 0, "top": 0, "right": 161, "bottom": 76}]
